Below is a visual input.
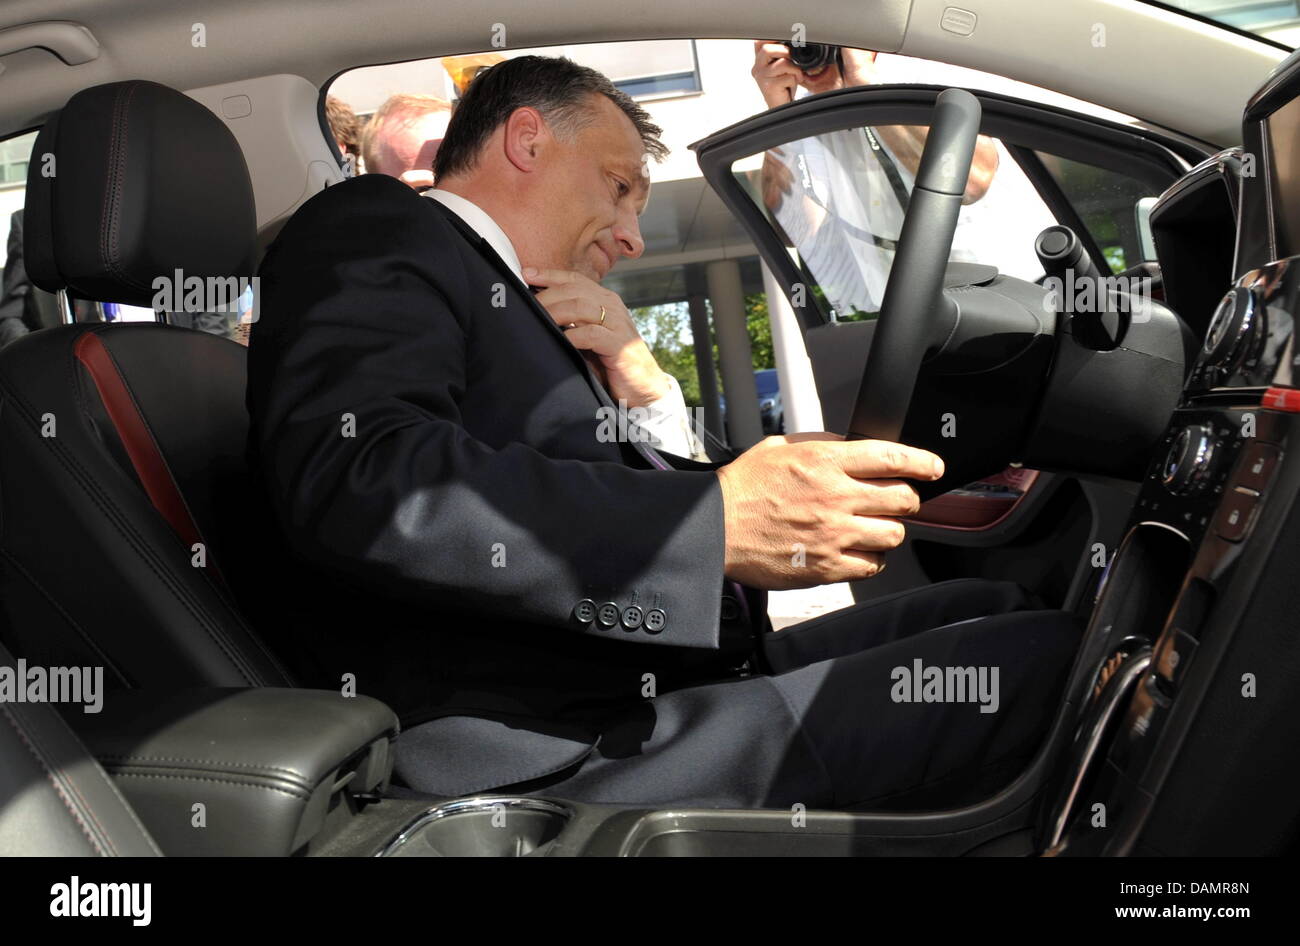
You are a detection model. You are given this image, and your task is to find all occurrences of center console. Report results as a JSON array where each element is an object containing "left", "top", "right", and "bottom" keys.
[{"left": 1039, "top": 49, "right": 1300, "bottom": 856}]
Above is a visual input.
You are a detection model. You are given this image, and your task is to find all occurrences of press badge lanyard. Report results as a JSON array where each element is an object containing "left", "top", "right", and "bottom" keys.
[{"left": 863, "top": 126, "right": 913, "bottom": 213}]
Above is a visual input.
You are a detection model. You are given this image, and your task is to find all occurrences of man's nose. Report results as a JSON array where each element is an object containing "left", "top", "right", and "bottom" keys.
[{"left": 612, "top": 215, "right": 645, "bottom": 261}]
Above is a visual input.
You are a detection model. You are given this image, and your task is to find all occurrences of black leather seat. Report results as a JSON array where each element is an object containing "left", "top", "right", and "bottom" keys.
[
  {"left": 0, "top": 80, "right": 292, "bottom": 692},
  {"left": 0, "top": 640, "right": 160, "bottom": 856}
]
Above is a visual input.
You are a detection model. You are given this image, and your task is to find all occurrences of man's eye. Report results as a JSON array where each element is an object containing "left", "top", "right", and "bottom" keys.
[{"left": 615, "top": 179, "right": 629, "bottom": 197}]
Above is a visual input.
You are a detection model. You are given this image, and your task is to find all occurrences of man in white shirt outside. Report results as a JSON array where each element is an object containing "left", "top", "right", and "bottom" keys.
[{"left": 751, "top": 42, "right": 1056, "bottom": 318}]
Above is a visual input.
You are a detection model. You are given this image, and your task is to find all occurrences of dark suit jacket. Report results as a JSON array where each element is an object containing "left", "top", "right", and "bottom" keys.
[{"left": 247, "top": 174, "right": 764, "bottom": 758}]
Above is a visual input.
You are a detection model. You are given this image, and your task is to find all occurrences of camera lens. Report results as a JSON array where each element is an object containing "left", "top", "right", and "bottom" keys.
[{"left": 784, "top": 42, "right": 838, "bottom": 73}]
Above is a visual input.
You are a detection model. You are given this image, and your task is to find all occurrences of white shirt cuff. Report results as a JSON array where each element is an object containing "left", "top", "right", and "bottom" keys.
[{"left": 633, "top": 374, "right": 704, "bottom": 460}]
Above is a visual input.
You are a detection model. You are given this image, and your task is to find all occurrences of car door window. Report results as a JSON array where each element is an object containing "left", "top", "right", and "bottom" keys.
[
  {"left": 733, "top": 124, "right": 1159, "bottom": 321},
  {"left": 1034, "top": 152, "right": 1154, "bottom": 272}
]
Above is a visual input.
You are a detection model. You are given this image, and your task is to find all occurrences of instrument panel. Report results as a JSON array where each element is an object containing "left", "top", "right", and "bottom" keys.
[{"left": 1047, "top": 47, "right": 1300, "bottom": 856}]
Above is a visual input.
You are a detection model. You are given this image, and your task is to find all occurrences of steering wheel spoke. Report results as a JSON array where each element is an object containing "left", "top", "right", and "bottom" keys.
[{"left": 849, "top": 89, "right": 984, "bottom": 444}]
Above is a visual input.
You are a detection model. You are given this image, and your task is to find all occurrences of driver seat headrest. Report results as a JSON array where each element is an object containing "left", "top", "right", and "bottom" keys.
[{"left": 24, "top": 80, "right": 257, "bottom": 308}]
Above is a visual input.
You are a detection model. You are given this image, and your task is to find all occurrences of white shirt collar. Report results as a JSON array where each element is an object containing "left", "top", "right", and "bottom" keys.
[{"left": 425, "top": 189, "right": 524, "bottom": 284}]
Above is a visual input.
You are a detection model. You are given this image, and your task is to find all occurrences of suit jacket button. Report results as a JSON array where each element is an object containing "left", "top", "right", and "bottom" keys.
[
  {"left": 596, "top": 602, "right": 621, "bottom": 628},
  {"left": 574, "top": 599, "right": 596, "bottom": 623},
  {"left": 645, "top": 608, "right": 667, "bottom": 634},
  {"left": 720, "top": 594, "right": 741, "bottom": 622},
  {"left": 620, "top": 605, "right": 644, "bottom": 630}
]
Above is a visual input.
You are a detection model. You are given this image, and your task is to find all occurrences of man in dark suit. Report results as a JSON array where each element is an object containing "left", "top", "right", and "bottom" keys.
[{"left": 247, "top": 56, "right": 1080, "bottom": 808}]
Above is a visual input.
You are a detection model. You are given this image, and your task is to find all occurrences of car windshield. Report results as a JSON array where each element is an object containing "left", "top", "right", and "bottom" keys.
[
  {"left": 755, "top": 370, "right": 779, "bottom": 397},
  {"left": 1153, "top": 0, "right": 1300, "bottom": 47}
]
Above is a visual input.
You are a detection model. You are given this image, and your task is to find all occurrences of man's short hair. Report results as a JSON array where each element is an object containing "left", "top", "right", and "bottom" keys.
[
  {"left": 361, "top": 93, "right": 453, "bottom": 175},
  {"left": 325, "top": 95, "right": 362, "bottom": 155},
  {"left": 432, "top": 55, "right": 668, "bottom": 182}
]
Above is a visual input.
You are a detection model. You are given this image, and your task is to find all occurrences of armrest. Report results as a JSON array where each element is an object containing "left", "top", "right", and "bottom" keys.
[{"left": 70, "top": 688, "right": 399, "bottom": 856}]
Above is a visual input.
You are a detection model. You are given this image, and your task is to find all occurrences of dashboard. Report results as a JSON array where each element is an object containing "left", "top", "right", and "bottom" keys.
[
  {"left": 1044, "top": 47, "right": 1300, "bottom": 856},
  {"left": 1132, "top": 51, "right": 1300, "bottom": 550},
  {"left": 1150, "top": 149, "right": 1241, "bottom": 339},
  {"left": 1151, "top": 44, "right": 1300, "bottom": 399}
]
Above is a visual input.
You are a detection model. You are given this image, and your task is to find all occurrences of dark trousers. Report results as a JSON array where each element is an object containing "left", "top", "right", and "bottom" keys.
[{"left": 513, "top": 579, "right": 1081, "bottom": 810}]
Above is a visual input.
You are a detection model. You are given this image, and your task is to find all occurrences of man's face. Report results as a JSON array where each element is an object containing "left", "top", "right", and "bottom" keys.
[
  {"left": 533, "top": 95, "right": 650, "bottom": 281},
  {"left": 382, "top": 109, "right": 452, "bottom": 176},
  {"left": 798, "top": 65, "right": 841, "bottom": 96},
  {"left": 796, "top": 61, "right": 844, "bottom": 96}
]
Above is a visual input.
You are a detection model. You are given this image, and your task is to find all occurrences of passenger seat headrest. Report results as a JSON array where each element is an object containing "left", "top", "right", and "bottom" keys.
[{"left": 24, "top": 80, "right": 257, "bottom": 308}]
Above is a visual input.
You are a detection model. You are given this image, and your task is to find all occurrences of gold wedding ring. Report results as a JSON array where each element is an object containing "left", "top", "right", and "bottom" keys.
[{"left": 599, "top": 305, "right": 607, "bottom": 326}]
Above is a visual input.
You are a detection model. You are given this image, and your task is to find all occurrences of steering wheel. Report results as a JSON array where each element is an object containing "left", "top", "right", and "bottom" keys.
[{"left": 848, "top": 88, "right": 984, "bottom": 443}]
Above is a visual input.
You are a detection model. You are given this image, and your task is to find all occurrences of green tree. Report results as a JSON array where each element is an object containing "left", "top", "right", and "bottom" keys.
[
  {"left": 742, "top": 292, "right": 775, "bottom": 371},
  {"left": 630, "top": 301, "right": 702, "bottom": 405},
  {"left": 630, "top": 289, "right": 778, "bottom": 408}
]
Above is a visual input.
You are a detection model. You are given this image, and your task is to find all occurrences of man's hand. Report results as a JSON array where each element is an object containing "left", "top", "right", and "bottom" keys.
[
  {"left": 751, "top": 41, "right": 803, "bottom": 109},
  {"left": 760, "top": 148, "right": 796, "bottom": 212},
  {"left": 524, "top": 267, "right": 670, "bottom": 408},
  {"left": 717, "top": 433, "right": 944, "bottom": 590},
  {"left": 838, "top": 47, "right": 880, "bottom": 87}
]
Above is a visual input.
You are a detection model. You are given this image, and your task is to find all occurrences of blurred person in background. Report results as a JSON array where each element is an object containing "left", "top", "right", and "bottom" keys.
[
  {"left": 361, "top": 93, "right": 453, "bottom": 189},
  {"left": 0, "top": 210, "right": 34, "bottom": 346},
  {"left": 325, "top": 94, "right": 363, "bottom": 174}
]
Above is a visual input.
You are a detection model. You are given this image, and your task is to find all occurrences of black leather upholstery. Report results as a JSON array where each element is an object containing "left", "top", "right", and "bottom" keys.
[
  {"left": 0, "top": 642, "right": 161, "bottom": 856},
  {"left": 0, "top": 80, "right": 289, "bottom": 691},
  {"left": 24, "top": 80, "right": 256, "bottom": 306},
  {"left": 0, "top": 324, "right": 292, "bottom": 689},
  {"left": 73, "top": 688, "right": 398, "bottom": 856},
  {"left": 0, "top": 80, "right": 411, "bottom": 858}
]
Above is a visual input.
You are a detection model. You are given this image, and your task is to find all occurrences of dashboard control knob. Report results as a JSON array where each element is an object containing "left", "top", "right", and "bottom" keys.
[
  {"left": 1162, "top": 424, "right": 1217, "bottom": 496},
  {"left": 1201, "top": 287, "right": 1263, "bottom": 378}
]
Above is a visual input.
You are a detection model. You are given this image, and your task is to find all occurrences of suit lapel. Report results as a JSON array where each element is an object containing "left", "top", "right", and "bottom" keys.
[
  {"left": 424, "top": 196, "right": 668, "bottom": 469},
  {"left": 426, "top": 198, "right": 610, "bottom": 401}
]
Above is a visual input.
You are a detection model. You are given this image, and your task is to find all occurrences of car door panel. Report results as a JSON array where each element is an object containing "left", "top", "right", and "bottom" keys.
[{"left": 910, "top": 468, "right": 1040, "bottom": 531}]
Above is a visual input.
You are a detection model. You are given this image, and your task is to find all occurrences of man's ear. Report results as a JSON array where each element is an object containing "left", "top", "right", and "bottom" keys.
[{"left": 502, "top": 106, "right": 547, "bottom": 173}]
